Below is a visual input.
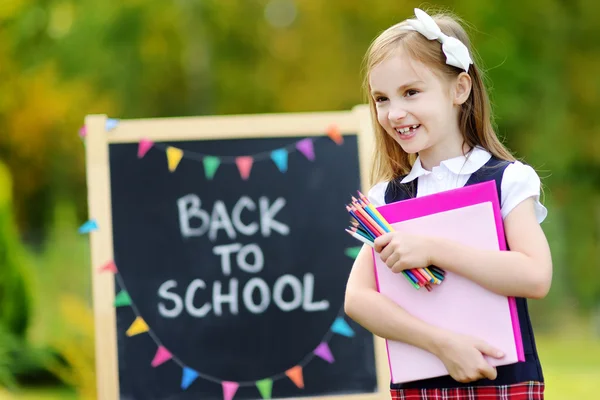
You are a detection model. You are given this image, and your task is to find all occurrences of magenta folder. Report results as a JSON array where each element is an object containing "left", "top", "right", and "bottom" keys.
[{"left": 371, "top": 180, "right": 525, "bottom": 384}]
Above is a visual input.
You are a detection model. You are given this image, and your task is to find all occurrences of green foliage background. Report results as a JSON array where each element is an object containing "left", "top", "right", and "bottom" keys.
[{"left": 0, "top": 0, "right": 598, "bottom": 397}]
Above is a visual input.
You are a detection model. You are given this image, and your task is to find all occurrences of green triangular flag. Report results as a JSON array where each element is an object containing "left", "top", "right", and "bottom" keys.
[
  {"left": 344, "top": 247, "right": 361, "bottom": 259},
  {"left": 203, "top": 156, "right": 221, "bottom": 180},
  {"left": 256, "top": 378, "right": 273, "bottom": 399},
  {"left": 114, "top": 290, "right": 132, "bottom": 307}
]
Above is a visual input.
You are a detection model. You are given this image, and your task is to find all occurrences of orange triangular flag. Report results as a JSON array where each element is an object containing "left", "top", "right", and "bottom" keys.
[
  {"left": 166, "top": 146, "right": 184, "bottom": 172},
  {"left": 126, "top": 317, "right": 149, "bottom": 337},
  {"left": 285, "top": 366, "right": 304, "bottom": 389},
  {"left": 326, "top": 124, "right": 343, "bottom": 145}
]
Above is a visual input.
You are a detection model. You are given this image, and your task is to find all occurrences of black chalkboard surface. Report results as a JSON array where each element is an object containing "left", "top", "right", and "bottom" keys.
[{"left": 107, "top": 133, "right": 378, "bottom": 400}]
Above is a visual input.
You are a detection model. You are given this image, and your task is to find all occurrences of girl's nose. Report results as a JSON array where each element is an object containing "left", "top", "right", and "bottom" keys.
[{"left": 388, "top": 104, "right": 408, "bottom": 122}]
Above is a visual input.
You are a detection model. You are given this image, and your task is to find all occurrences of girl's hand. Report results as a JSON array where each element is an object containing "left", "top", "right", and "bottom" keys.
[
  {"left": 373, "top": 232, "right": 433, "bottom": 273},
  {"left": 434, "top": 331, "right": 505, "bottom": 383}
]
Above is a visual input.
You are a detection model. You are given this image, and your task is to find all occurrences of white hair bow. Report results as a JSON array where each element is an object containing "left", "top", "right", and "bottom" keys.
[{"left": 402, "top": 8, "right": 473, "bottom": 72}]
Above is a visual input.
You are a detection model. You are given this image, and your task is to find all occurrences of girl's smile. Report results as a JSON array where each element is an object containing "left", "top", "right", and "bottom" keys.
[{"left": 394, "top": 124, "right": 421, "bottom": 140}]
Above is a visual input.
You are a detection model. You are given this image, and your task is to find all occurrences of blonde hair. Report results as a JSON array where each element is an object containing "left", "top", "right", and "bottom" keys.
[{"left": 363, "top": 9, "right": 516, "bottom": 186}]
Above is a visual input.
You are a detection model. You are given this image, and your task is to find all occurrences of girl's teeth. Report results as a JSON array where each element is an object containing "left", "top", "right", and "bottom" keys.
[{"left": 397, "top": 125, "right": 419, "bottom": 134}]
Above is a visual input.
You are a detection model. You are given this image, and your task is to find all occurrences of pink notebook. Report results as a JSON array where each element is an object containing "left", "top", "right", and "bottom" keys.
[{"left": 372, "top": 180, "right": 525, "bottom": 384}]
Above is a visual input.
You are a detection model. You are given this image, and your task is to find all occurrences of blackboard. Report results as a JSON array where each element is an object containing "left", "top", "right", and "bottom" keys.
[{"left": 84, "top": 108, "right": 389, "bottom": 400}]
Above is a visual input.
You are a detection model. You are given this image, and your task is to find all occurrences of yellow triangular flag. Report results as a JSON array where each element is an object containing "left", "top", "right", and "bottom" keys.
[
  {"left": 166, "top": 146, "right": 184, "bottom": 172},
  {"left": 126, "top": 316, "right": 149, "bottom": 337}
]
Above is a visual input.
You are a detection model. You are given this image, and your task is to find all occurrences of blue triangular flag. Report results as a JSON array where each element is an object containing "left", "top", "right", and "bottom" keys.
[
  {"left": 331, "top": 317, "right": 355, "bottom": 337},
  {"left": 181, "top": 367, "right": 199, "bottom": 390},
  {"left": 270, "top": 149, "right": 288, "bottom": 173},
  {"left": 78, "top": 219, "right": 99, "bottom": 234},
  {"left": 105, "top": 118, "right": 119, "bottom": 131}
]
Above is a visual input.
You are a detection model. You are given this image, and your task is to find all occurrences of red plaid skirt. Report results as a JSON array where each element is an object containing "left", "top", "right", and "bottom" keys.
[{"left": 390, "top": 381, "right": 544, "bottom": 399}]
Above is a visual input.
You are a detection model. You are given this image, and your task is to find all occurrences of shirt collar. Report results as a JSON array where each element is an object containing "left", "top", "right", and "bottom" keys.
[{"left": 400, "top": 146, "right": 492, "bottom": 183}]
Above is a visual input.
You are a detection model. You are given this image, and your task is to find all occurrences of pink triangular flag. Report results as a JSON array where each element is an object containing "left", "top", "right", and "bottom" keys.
[
  {"left": 98, "top": 260, "right": 118, "bottom": 274},
  {"left": 138, "top": 139, "right": 154, "bottom": 158},
  {"left": 295, "top": 138, "right": 315, "bottom": 161},
  {"left": 222, "top": 381, "right": 239, "bottom": 400},
  {"left": 151, "top": 346, "right": 172, "bottom": 367},
  {"left": 235, "top": 156, "right": 254, "bottom": 180},
  {"left": 314, "top": 342, "right": 335, "bottom": 363}
]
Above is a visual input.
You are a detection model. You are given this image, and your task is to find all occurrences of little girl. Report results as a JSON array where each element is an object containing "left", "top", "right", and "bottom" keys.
[{"left": 344, "top": 8, "right": 552, "bottom": 400}]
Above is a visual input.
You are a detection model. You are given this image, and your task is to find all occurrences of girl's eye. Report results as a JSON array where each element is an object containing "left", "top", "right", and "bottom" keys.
[
  {"left": 375, "top": 96, "right": 388, "bottom": 103},
  {"left": 405, "top": 89, "right": 419, "bottom": 97}
]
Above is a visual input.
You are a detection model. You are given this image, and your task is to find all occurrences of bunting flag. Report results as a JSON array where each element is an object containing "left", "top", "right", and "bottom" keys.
[
  {"left": 222, "top": 381, "right": 239, "bottom": 400},
  {"left": 76, "top": 118, "right": 117, "bottom": 137},
  {"left": 270, "top": 149, "right": 288, "bottom": 173},
  {"left": 98, "top": 260, "right": 118, "bottom": 274},
  {"left": 314, "top": 342, "right": 335, "bottom": 363},
  {"left": 126, "top": 316, "right": 149, "bottom": 337},
  {"left": 181, "top": 367, "right": 199, "bottom": 390},
  {"left": 167, "top": 146, "right": 184, "bottom": 172},
  {"left": 285, "top": 366, "right": 304, "bottom": 389},
  {"left": 114, "top": 290, "right": 132, "bottom": 307},
  {"left": 331, "top": 317, "right": 355, "bottom": 337},
  {"left": 256, "top": 378, "right": 273, "bottom": 399},
  {"left": 295, "top": 138, "right": 315, "bottom": 161},
  {"left": 151, "top": 346, "right": 173, "bottom": 367},
  {"left": 134, "top": 125, "right": 344, "bottom": 179},
  {"left": 98, "top": 247, "right": 356, "bottom": 397},
  {"left": 105, "top": 118, "right": 119, "bottom": 131},
  {"left": 78, "top": 219, "right": 98, "bottom": 234},
  {"left": 203, "top": 156, "right": 221, "bottom": 180},
  {"left": 326, "top": 124, "right": 344, "bottom": 145},
  {"left": 235, "top": 156, "right": 254, "bottom": 180},
  {"left": 138, "top": 139, "right": 154, "bottom": 158},
  {"left": 344, "top": 246, "right": 361, "bottom": 259}
]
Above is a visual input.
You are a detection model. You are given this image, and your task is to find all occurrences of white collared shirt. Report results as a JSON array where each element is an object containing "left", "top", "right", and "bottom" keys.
[{"left": 367, "top": 146, "right": 547, "bottom": 223}]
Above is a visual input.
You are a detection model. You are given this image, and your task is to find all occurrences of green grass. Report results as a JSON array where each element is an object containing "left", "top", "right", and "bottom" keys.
[{"left": 537, "top": 333, "right": 600, "bottom": 399}]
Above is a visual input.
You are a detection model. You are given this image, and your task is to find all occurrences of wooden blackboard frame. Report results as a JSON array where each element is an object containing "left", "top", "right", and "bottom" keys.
[{"left": 84, "top": 104, "right": 390, "bottom": 400}]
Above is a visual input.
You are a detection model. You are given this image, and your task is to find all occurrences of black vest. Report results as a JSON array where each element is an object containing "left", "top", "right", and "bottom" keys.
[{"left": 385, "top": 156, "right": 544, "bottom": 390}]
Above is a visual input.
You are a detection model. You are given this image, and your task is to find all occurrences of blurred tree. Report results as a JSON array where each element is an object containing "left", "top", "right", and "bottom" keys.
[
  {"left": 0, "top": 0, "right": 598, "bottom": 316},
  {"left": 0, "top": 160, "right": 33, "bottom": 338},
  {"left": 559, "top": 0, "right": 600, "bottom": 312}
]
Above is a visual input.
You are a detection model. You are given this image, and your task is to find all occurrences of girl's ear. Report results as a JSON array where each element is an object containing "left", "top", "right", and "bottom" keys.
[{"left": 453, "top": 72, "right": 472, "bottom": 105}]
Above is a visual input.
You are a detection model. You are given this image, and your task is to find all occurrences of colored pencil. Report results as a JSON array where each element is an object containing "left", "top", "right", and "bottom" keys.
[
  {"left": 357, "top": 191, "right": 394, "bottom": 232},
  {"left": 351, "top": 205, "right": 385, "bottom": 237},
  {"left": 353, "top": 196, "right": 391, "bottom": 233},
  {"left": 345, "top": 191, "right": 447, "bottom": 291},
  {"left": 350, "top": 226, "right": 372, "bottom": 241},
  {"left": 346, "top": 206, "right": 376, "bottom": 239},
  {"left": 357, "top": 191, "right": 442, "bottom": 289},
  {"left": 347, "top": 228, "right": 420, "bottom": 290},
  {"left": 345, "top": 229, "right": 375, "bottom": 247}
]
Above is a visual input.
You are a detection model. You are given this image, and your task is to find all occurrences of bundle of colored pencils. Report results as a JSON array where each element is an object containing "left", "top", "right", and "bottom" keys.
[{"left": 345, "top": 191, "right": 446, "bottom": 291}]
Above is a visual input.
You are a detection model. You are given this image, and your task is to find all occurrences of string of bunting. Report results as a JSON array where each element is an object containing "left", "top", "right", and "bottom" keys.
[
  {"left": 80, "top": 218, "right": 359, "bottom": 400},
  {"left": 79, "top": 118, "right": 345, "bottom": 181}
]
